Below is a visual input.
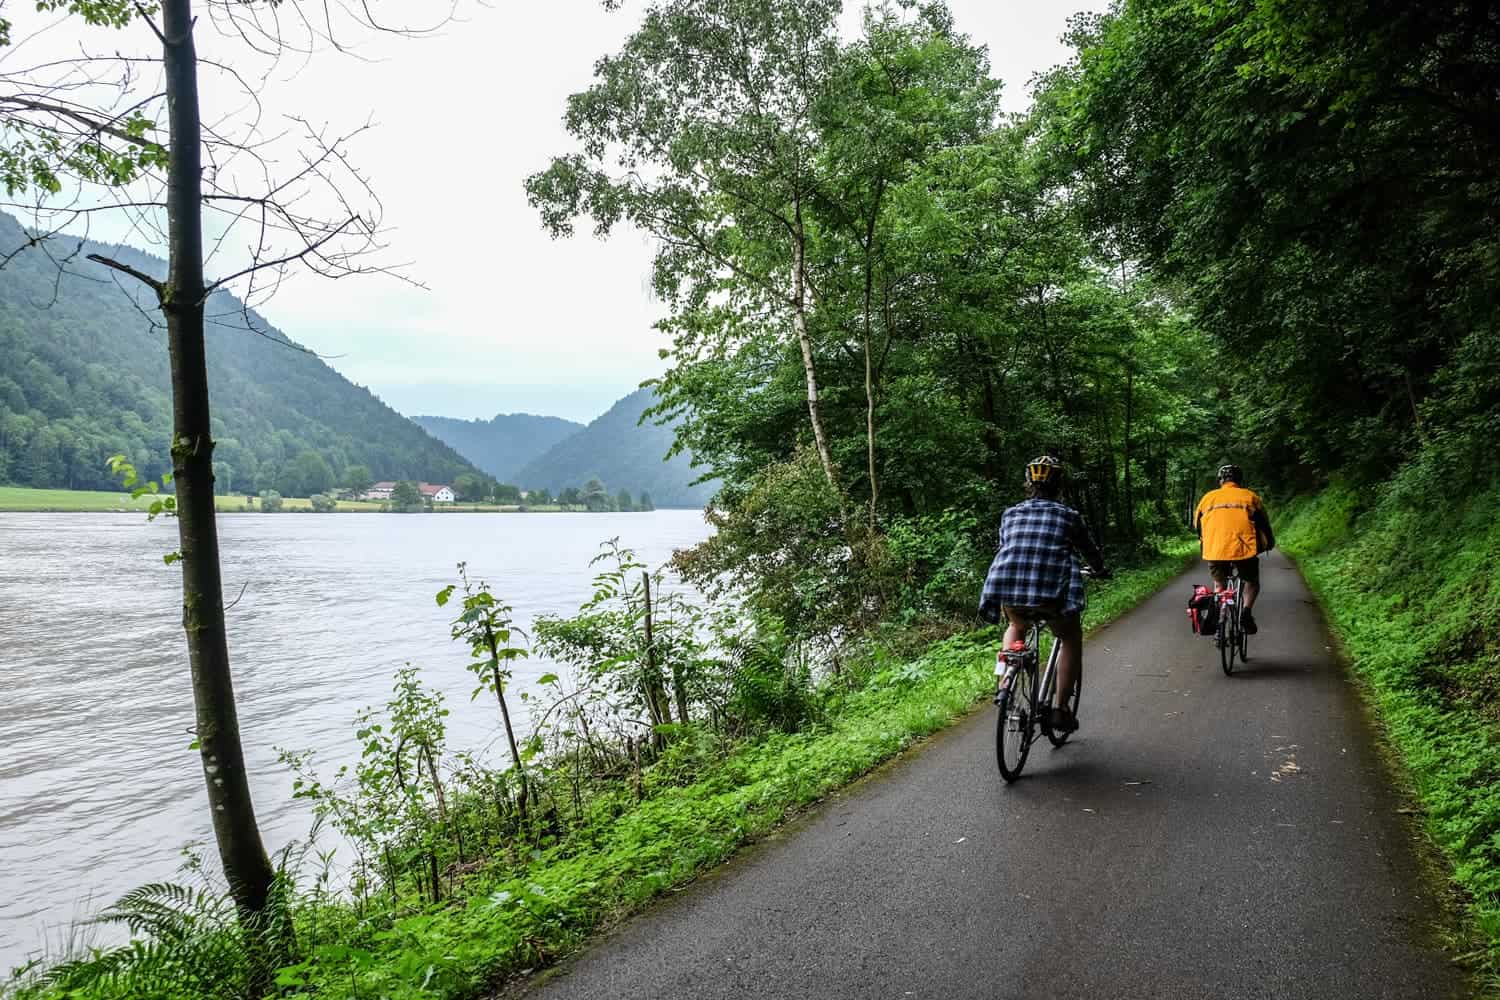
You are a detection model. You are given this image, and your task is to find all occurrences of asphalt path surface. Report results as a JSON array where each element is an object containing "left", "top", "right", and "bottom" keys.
[{"left": 514, "top": 553, "right": 1462, "bottom": 1000}]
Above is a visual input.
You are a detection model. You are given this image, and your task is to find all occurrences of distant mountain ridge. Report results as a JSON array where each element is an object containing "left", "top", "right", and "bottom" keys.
[
  {"left": 0, "top": 211, "right": 482, "bottom": 494},
  {"left": 410, "top": 412, "right": 582, "bottom": 482},
  {"left": 513, "top": 387, "right": 716, "bottom": 508}
]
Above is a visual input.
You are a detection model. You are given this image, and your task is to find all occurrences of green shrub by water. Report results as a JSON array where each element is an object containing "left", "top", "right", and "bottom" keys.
[{"left": 1281, "top": 482, "right": 1500, "bottom": 985}]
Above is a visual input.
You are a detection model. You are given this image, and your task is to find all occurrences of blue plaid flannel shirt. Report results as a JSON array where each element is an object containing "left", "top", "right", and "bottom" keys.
[{"left": 978, "top": 498, "right": 1105, "bottom": 623}]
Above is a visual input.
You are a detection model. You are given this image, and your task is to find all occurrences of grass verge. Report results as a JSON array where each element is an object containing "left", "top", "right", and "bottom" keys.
[{"left": 1281, "top": 483, "right": 1500, "bottom": 991}]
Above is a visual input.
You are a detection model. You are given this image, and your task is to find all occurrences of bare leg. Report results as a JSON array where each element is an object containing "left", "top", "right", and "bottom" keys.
[
  {"left": 1052, "top": 616, "right": 1083, "bottom": 710},
  {"left": 1003, "top": 608, "right": 1029, "bottom": 650},
  {"left": 1209, "top": 562, "right": 1228, "bottom": 592},
  {"left": 1242, "top": 580, "right": 1259, "bottom": 612}
]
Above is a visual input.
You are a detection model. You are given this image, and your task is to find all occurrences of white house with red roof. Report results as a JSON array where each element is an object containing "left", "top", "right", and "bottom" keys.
[{"left": 363, "top": 481, "right": 454, "bottom": 503}]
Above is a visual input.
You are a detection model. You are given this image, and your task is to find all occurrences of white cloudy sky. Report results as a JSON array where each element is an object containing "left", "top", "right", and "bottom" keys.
[{"left": 7, "top": 2, "right": 1090, "bottom": 423}]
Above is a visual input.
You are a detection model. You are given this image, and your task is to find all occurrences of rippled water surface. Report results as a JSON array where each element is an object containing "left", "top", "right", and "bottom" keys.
[{"left": 0, "top": 510, "right": 711, "bottom": 969}]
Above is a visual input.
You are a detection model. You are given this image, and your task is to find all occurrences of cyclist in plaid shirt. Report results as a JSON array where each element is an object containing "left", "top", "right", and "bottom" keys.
[{"left": 979, "top": 456, "right": 1108, "bottom": 733}]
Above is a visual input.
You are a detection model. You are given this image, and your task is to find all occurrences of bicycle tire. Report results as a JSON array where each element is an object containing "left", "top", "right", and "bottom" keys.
[
  {"left": 996, "top": 665, "right": 1034, "bottom": 782},
  {"left": 1219, "top": 612, "right": 1234, "bottom": 675},
  {"left": 1238, "top": 624, "right": 1249, "bottom": 662}
]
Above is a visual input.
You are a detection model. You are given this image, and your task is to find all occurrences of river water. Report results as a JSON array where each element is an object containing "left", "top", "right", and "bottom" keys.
[{"left": 0, "top": 510, "right": 711, "bottom": 971}]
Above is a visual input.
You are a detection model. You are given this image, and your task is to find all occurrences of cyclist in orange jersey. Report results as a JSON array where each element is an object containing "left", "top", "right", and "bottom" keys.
[{"left": 1194, "top": 463, "right": 1275, "bottom": 634}]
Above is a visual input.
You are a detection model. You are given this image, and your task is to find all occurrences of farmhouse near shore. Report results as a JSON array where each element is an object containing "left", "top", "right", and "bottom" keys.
[{"left": 363, "top": 481, "right": 455, "bottom": 503}]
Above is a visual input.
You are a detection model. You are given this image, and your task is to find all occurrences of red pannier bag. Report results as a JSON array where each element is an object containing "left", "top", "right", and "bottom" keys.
[{"left": 1187, "top": 585, "right": 1218, "bottom": 636}]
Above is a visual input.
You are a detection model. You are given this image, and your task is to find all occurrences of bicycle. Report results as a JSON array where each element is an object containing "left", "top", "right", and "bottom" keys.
[
  {"left": 994, "top": 609, "right": 1080, "bottom": 783},
  {"left": 1216, "top": 565, "right": 1250, "bottom": 675}
]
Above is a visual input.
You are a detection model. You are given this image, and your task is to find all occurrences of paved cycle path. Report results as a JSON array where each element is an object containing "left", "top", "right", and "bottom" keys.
[{"left": 512, "top": 552, "right": 1462, "bottom": 1000}]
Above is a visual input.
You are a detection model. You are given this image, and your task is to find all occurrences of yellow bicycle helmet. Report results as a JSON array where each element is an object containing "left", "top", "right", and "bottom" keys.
[{"left": 1025, "top": 455, "right": 1065, "bottom": 487}]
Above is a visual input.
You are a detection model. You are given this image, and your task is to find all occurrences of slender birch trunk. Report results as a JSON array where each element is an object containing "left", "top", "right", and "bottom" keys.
[
  {"left": 792, "top": 197, "right": 837, "bottom": 489},
  {"left": 161, "top": 0, "right": 276, "bottom": 924}
]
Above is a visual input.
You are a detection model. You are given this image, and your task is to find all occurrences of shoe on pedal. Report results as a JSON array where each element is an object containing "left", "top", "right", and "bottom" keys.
[
  {"left": 1241, "top": 610, "right": 1258, "bottom": 635},
  {"left": 1050, "top": 706, "right": 1079, "bottom": 733}
]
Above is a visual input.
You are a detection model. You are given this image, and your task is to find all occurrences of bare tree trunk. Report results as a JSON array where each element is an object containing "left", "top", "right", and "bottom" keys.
[
  {"left": 641, "top": 572, "right": 668, "bottom": 753},
  {"left": 643, "top": 572, "right": 691, "bottom": 726},
  {"left": 160, "top": 0, "right": 276, "bottom": 927},
  {"left": 1123, "top": 358, "right": 1136, "bottom": 539},
  {"left": 862, "top": 243, "right": 878, "bottom": 531},
  {"left": 793, "top": 197, "right": 837, "bottom": 489},
  {"left": 489, "top": 654, "right": 528, "bottom": 823}
]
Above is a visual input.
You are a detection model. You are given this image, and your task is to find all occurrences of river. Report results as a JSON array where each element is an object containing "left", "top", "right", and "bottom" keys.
[{"left": 0, "top": 510, "right": 712, "bottom": 971}]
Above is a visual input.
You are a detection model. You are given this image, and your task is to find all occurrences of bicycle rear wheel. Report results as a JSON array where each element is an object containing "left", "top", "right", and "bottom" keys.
[
  {"left": 1238, "top": 624, "right": 1249, "bottom": 662},
  {"left": 1219, "top": 612, "right": 1235, "bottom": 675},
  {"left": 996, "top": 664, "right": 1034, "bottom": 782}
]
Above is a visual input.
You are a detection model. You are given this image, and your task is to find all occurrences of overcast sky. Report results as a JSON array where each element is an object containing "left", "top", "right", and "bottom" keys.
[{"left": 10, "top": 2, "right": 1091, "bottom": 424}]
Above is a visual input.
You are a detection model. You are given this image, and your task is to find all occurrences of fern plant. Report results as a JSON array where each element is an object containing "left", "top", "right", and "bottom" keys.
[{"left": 9, "top": 878, "right": 297, "bottom": 1000}]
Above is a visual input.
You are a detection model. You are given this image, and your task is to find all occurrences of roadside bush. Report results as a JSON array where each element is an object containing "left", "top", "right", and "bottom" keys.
[
  {"left": 309, "top": 493, "right": 336, "bottom": 513},
  {"left": 258, "top": 490, "right": 283, "bottom": 512}
]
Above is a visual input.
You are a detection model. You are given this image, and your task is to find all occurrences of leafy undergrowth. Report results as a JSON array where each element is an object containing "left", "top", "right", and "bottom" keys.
[
  {"left": 6, "top": 546, "right": 1193, "bottom": 1000},
  {"left": 1281, "top": 482, "right": 1500, "bottom": 988}
]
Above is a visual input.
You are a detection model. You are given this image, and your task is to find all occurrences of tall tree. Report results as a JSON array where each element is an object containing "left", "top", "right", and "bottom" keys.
[
  {"left": 809, "top": 6, "right": 998, "bottom": 527},
  {"left": 526, "top": 0, "right": 845, "bottom": 490}
]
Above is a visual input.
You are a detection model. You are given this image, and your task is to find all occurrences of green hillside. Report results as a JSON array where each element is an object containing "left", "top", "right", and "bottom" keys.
[
  {"left": 410, "top": 412, "right": 582, "bottom": 482},
  {"left": 0, "top": 212, "right": 483, "bottom": 495},
  {"left": 513, "top": 387, "right": 716, "bottom": 508}
]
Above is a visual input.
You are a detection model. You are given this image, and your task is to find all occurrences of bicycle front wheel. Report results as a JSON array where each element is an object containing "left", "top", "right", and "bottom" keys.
[
  {"left": 996, "top": 668, "right": 1034, "bottom": 782},
  {"left": 1239, "top": 624, "right": 1249, "bottom": 662}
]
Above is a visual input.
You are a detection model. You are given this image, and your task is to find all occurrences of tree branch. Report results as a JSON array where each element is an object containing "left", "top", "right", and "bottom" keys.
[{"left": 86, "top": 252, "right": 163, "bottom": 294}]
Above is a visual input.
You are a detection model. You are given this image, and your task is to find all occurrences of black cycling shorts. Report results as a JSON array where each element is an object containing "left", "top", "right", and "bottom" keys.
[{"left": 1208, "top": 556, "right": 1260, "bottom": 587}]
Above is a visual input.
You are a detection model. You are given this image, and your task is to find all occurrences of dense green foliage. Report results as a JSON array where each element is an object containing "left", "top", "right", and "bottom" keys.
[
  {"left": 410, "top": 413, "right": 582, "bottom": 483},
  {"left": 514, "top": 388, "right": 717, "bottom": 508},
  {"left": 3, "top": 545, "right": 1191, "bottom": 1000},
  {"left": 1039, "top": 0, "right": 1500, "bottom": 495},
  {"left": 0, "top": 212, "right": 484, "bottom": 494}
]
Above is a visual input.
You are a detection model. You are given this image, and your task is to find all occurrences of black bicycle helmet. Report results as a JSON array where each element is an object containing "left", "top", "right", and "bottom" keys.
[
  {"left": 1217, "top": 463, "right": 1243, "bottom": 484},
  {"left": 1025, "top": 455, "right": 1065, "bottom": 487}
]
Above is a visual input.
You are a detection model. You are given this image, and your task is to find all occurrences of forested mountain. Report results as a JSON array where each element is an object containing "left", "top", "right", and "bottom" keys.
[
  {"left": 0, "top": 212, "right": 482, "bottom": 494},
  {"left": 514, "top": 387, "right": 715, "bottom": 508},
  {"left": 410, "top": 412, "right": 582, "bottom": 481}
]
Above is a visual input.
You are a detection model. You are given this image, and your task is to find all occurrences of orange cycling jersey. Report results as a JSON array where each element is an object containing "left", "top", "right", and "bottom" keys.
[{"left": 1195, "top": 483, "right": 1268, "bottom": 561}]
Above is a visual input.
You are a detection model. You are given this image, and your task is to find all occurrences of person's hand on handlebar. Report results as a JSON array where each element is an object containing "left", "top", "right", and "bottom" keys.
[{"left": 1083, "top": 565, "right": 1112, "bottom": 581}]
